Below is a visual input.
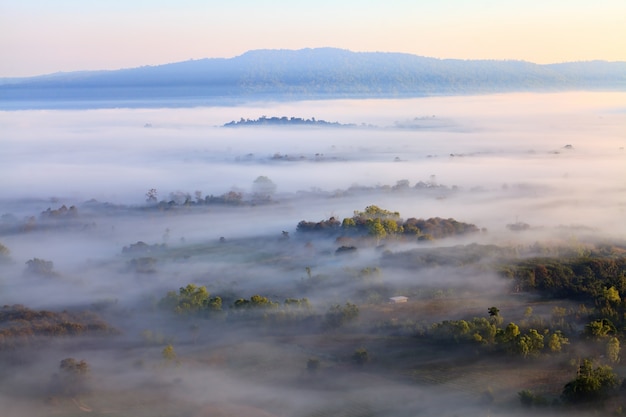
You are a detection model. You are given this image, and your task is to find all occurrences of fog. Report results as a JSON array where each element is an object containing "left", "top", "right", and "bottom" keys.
[{"left": 1, "top": 91, "right": 625, "bottom": 416}]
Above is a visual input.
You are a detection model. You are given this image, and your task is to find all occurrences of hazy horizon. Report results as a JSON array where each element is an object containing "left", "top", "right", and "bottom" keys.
[
  {"left": 2, "top": 91, "right": 625, "bottom": 235},
  {"left": 3, "top": 47, "right": 626, "bottom": 81},
  {"left": 2, "top": 1, "right": 625, "bottom": 77}
]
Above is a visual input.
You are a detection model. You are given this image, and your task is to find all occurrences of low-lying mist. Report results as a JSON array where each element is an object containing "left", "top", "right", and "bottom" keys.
[{"left": 1, "top": 91, "right": 625, "bottom": 416}]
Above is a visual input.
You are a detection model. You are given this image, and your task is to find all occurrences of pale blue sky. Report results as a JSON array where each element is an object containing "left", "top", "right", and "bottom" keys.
[{"left": 1, "top": 0, "right": 625, "bottom": 77}]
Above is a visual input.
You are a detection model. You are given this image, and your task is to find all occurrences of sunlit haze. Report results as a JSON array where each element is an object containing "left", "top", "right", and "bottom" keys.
[
  {"left": 1, "top": 1, "right": 626, "bottom": 415},
  {"left": 1, "top": 0, "right": 625, "bottom": 77}
]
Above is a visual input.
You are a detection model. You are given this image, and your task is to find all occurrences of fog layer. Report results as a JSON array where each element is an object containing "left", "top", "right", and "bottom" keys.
[{"left": 0, "top": 92, "right": 625, "bottom": 417}]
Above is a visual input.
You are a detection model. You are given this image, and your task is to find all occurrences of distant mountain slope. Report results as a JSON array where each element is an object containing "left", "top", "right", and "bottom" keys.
[{"left": 1, "top": 48, "right": 625, "bottom": 108}]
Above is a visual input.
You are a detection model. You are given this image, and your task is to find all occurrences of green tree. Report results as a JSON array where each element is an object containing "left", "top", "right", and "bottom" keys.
[
  {"left": 548, "top": 331, "right": 569, "bottom": 353},
  {"left": 606, "top": 337, "right": 620, "bottom": 364},
  {"left": 367, "top": 219, "right": 387, "bottom": 243},
  {"left": 518, "top": 390, "right": 548, "bottom": 408},
  {"left": 162, "top": 344, "right": 176, "bottom": 361},
  {"left": 324, "top": 302, "right": 359, "bottom": 329},
  {"left": 341, "top": 218, "right": 356, "bottom": 229},
  {"left": 527, "top": 329, "right": 544, "bottom": 353},
  {"left": 561, "top": 359, "right": 620, "bottom": 405},
  {"left": 252, "top": 176, "right": 277, "bottom": 201},
  {"left": 523, "top": 307, "right": 533, "bottom": 319},
  {"left": 352, "top": 348, "right": 369, "bottom": 365},
  {"left": 307, "top": 358, "right": 320, "bottom": 373},
  {"left": 502, "top": 322, "right": 520, "bottom": 343},
  {"left": 584, "top": 318, "right": 615, "bottom": 339},
  {"left": 146, "top": 188, "right": 158, "bottom": 203},
  {"left": 234, "top": 295, "right": 279, "bottom": 309},
  {"left": 471, "top": 317, "right": 497, "bottom": 344},
  {"left": 487, "top": 306, "right": 502, "bottom": 326},
  {"left": 515, "top": 329, "right": 544, "bottom": 358},
  {"left": 25, "top": 258, "right": 56, "bottom": 277},
  {"left": 57, "top": 358, "right": 90, "bottom": 395},
  {"left": 603, "top": 286, "right": 621, "bottom": 304},
  {"left": 0, "top": 242, "right": 11, "bottom": 263},
  {"left": 381, "top": 219, "right": 399, "bottom": 235},
  {"left": 159, "top": 284, "right": 222, "bottom": 315},
  {"left": 354, "top": 205, "right": 400, "bottom": 220}
]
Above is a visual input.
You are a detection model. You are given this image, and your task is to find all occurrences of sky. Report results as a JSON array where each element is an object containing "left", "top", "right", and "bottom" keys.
[{"left": 1, "top": 0, "right": 625, "bottom": 77}]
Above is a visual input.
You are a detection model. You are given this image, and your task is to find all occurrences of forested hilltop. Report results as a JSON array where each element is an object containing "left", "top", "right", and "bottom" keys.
[
  {"left": 224, "top": 116, "right": 354, "bottom": 127},
  {"left": 2, "top": 48, "right": 625, "bottom": 108}
]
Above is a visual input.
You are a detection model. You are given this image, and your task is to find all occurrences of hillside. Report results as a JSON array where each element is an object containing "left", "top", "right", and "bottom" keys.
[{"left": 1, "top": 48, "right": 625, "bottom": 108}]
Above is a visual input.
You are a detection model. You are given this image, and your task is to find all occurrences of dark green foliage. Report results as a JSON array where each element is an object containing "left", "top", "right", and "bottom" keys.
[
  {"left": 55, "top": 358, "right": 91, "bottom": 396},
  {"left": 297, "top": 217, "right": 341, "bottom": 232},
  {"left": 584, "top": 318, "right": 616, "bottom": 339},
  {"left": 430, "top": 317, "right": 497, "bottom": 345},
  {"left": 122, "top": 241, "right": 166, "bottom": 255},
  {"left": 382, "top": 243, "right": 511, "bottom": 269},
  {"left": 40, "top": 205, "right": 78, "bottom": 219},
  {"left": 335, "top": 245, "right": 357, "bottom": 255},
  {"left": 514, "top": 329, "right": 544, "bottom": 358},
  {"left": 24, "top": 258, "right": 56, "bottom": 277},
  {"left": 203, "top": 190, "right": 244, "bottom": 205},
  {"left": 502, "top": 254, "right": 626, "bottom": 334},
  {"left": 145, "top": 188, "right": 158, "bottom": 203},
  {"left": 297, "top": 206, "right": 478, "bottom": 242},
  {"left": 127, "top": 257, "right": 157, "bottom": 273},
  {"left": 429, "top": 313, "right": 564, "bottom": 358},
  {"left": 307, "top": 358, "right": 320, "bottom": 373},
  {"left": 60, "top": 357, "right": 89, "bottom": 374},
  {"left": 324, "top": 302, "right": 359, "bottom": 329},
  {"left": 159, "top": 284, "right": 222, "bottom": 315},
  {"left": 224, "top": 116, "right": 351, "bottom": 127},
  {"left": 561, "top": 359, "right": 620, "bottom": 405},
  {"left": 506, "top": 256, "right": 626, "bottom": 302},
  {"left": 352, "top": 348, "right": 369, "bottom": 365},
  {"left": 234, "top": 294, "right": 279, "bottom": 309},
  {"left": 518, "top": 390, "right": 548, "bottom": 408},
  {"left": 284, "top": 298, "right": 311, "bottom": 309}
]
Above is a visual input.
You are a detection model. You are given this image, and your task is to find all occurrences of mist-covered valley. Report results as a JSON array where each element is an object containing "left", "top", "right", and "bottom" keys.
[{"left": 1, "top": 91, "right": 625, "bottom": 416}]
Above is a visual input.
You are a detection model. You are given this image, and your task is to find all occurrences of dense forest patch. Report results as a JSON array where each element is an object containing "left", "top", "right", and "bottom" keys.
[{"left": 0, "top": 305, "right": 116, "bottom": 350}]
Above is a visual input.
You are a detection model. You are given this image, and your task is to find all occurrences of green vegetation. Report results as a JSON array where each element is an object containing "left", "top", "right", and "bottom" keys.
[
  {"left": 351, "top": 348, "right": 369, "bottom": 366},
  {"left": 159, "top": 284, "right": 223, "bottom": 315},
  {"left": 561, "top": 359, "right": 620, "bottom": 405},
  {"left": 0, "top": 305, "right": 115, "bottom": 350},
  {"left": 297, "top": 205, "right": 479, "bottom": 242},
  {"left": 162, "top": 344, "right": 176, "bottom": 361},
  {"left": 54, "top": 358, "right": 91, "bottom": 396},
  {"left": 224, "top": 116, "right": 353, "bottom": 127},
  {"left": 324, "top": 302, "right": 359, "bottom": 329},
  {"left": 0, "top": 242, "right": 11, "bottom": 263},
  {"left": 518, "top": 389, "right": 548, "bottom": 408},
  {"left": 2, "top": 200, "right": 626, "bottom": 415},
  {"left": 24, "top": 257, "right": 57, "bottom": 277}
]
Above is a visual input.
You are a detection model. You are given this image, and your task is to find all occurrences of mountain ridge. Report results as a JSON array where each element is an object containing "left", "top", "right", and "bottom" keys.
[{"left": 1, "top": 48, "right": 625, "bottom": 108}]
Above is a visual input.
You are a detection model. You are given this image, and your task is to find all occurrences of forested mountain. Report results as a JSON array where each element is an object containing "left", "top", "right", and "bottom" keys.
[{"left": 1, "top": 48, "right": 625, "bottom": 107}]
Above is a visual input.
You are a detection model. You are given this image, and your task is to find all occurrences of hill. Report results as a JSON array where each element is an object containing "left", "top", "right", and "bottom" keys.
[{"left": 1, "top": 48, "right": 625, "bottom": 108}]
